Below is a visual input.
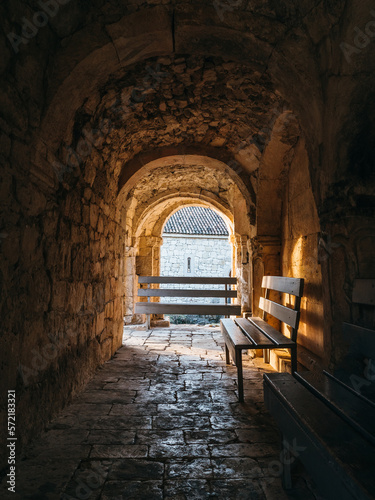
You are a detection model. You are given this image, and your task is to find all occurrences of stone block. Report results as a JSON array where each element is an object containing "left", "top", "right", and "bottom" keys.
[
  {"left": 150, "top": 319, "right": 170, "bottom": 328},
  {"left": 90, "top": 204, "right": 99, "bottom": 229},
  {"left": 96, "top": 311, "right": 105, "bottom": 336},
  {"left": 125, "top": 302, "right": 134, "bottom": 316},
  {"left": 22, "top": 225, "right": 41, "bottom": 264},
  {"left": 68, "top": 282, "right": 86, "bottom": 313},
  {"left": 52, "top": 281, "right": 67, "bottom": 311},
  {"left": 105, "top": 301, "right": 114, "bottom": 319},
  {"left": 82, "top": 205, "right": 90, "bottom": 225},
  {"left": 2, "top": 228, "right": 21, "bottom": 266},
  {"left": 97, "top": 215, "right": 105, "bottom": 234},
  {"left": 113, "top": 297, "right": 123, "bottom": 319},
  {"left": 84, "top": 284, "right": 93, "bottom": 310},
  {"left": 84, "top": 160, "right": 97, "bottom": 186},
  {"left": 100, "top": 337, "right": 112, "bottom": 362}
]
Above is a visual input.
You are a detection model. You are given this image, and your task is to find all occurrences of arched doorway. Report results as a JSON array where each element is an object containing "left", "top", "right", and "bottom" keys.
[
  {"left": 160, "top": 205, "right": 233, "bottom": 324},
  {"left": 118, "top": 153, "right": 255, "bottom": 324}
]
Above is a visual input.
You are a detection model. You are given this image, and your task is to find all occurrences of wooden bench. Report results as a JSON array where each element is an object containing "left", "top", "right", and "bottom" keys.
[
  {"left": 221, "top": 276, "right": 304, "bottom": 402},
  {"left": 335, "top": 278, "right": 375, "bottom": 401},
  {"left": 263, "top": 278, "right": 375, "bottom": 499},
  {"left": 134, "top": 276, "right": 242, "bottom": 328},
  {"left": 263, "top": 371, "right": 375, "bottom": 499}
]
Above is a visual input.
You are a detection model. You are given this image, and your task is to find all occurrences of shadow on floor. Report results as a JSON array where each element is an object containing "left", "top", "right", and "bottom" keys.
[{"left": 2, "top": 325, "right": 319, "bottom": 499}]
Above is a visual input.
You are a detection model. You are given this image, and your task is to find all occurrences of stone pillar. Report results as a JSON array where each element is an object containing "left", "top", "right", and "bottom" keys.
[
  {"left": 136, "top": 235, "right": 152, "bottom": 277},
  {"left": 150, "top": 237, "right": 166, "bottom": 323},
  {"left": 233, "top": 234, "right": 251, "bottom": 314},
  {"left": 229, "top": 234, "right": 238, "bottom": 277},
  {"left": 135, "top": 235, "right": 166, "bottom": 325},
  {"left": 124, "top": 246, "right": 137, "bottom": 324},
  {"left": 151, "top": 236, "right": 163, "bottom": 277},
  {"left": 250, "top": 236, "right": 281, "bottom": 319},
  {"left": 136, "top": 235, "right": 163, "bottom": 274},
  {"left": 240, "top": 234, "right": 251, "bottom": 313}
]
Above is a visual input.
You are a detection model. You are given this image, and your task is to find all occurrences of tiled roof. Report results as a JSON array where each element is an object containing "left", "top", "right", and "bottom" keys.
[{"left": 163, "top": 206, "right": 229, "bottom": 235}]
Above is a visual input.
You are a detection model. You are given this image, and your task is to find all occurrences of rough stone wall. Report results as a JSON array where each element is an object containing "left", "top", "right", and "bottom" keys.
[
  {"left": 160, "top": 234, "right": 232, "bottom": 304},
  {"left": 280, "top": 139, "right": 325, "bottom": 369},
  {"left": 0, "top": 163, "right": 124, "bottom": 468},
  {"left": 0, "top": 141, "right": 126, "bottom": 470}
]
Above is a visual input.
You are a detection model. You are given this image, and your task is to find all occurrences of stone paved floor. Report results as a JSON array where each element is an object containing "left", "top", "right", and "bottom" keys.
[{"left": 2, "top": 325, "right": 318, "bottom": 499}]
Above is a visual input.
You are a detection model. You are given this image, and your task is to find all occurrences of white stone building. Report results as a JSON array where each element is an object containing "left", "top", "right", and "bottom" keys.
[{"left": 160, "top": 206, "right": 233, "bottom": 307}]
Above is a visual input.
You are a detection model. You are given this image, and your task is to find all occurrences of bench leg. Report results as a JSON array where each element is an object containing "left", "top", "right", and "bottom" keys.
[
  {"left": 263, "top": 349, "right": 270, "bottom": 364},
  {"left": 291, "top": 346, "right": 297, "bottom": 373},
  {"left": 225, "top": 344, "right": 230, "bottom": 365},
  {"left": 146, "top": 314, "right": 151, "bottom": 330},
  {"left": 235, "top": 349, "right": 244, "bottom": 403}
]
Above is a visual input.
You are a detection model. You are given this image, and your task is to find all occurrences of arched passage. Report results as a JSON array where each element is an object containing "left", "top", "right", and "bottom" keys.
[
  {"left": 159, "top": 206, "right": 234, "bottom": 321},
  {"left": 1, "top": 0, "right": 375, "bottom": 466},
  {"left": 120, "top": 153, "right": 254, "bottom": 322}
]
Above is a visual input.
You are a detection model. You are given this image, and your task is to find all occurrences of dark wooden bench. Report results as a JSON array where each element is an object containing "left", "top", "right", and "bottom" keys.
[
  {"left": 220, "top": 275, "right": 304, "bottom": 402},
  {"left": 135, "top": 276, "right": 241, "bottom": 328},
  {"left": 332, "top": 278, "right": 375, "bottom": 403},
  {"left": 263, "top": 278, "right": 375, "bottom": 499},
  {"left": 263, "top": 371, "right": 375, "bottom": 499}
]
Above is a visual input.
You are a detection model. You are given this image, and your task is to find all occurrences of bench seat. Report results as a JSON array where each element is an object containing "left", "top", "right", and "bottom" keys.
[
  {"left": 264, "top": 372, "right": 375, "bottom": 499},
  {"left": 237, "top": 317, "right": 295, "bottom": 349},
  {"left": 221, "top": 317, "right": 296, "bottom": 402},
  {"left": 294, "top": 370, "right": 375, "bottom": 446}
]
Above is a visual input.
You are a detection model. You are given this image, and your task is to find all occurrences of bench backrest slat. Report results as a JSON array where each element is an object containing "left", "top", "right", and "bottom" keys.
[
  {"left": 259, "top": 276, "right": 304, "bottom": 343},
  {"left": 259, "top": 296, "right": 299, "bottom": 329},
  {"left": 352, "top": 279, "right": 375, "bottom": 306},
  {"left": 136, "top": 276, "right": 239, "bottom": 323},
  {"left": 261, "top": 276, "right": 304, "bottom": 297},
  {"left": 138, "top": 289, "right": 237, "bottom": 298},
  {"left": 138, "top": 276, "right": 237, "bottom": 285}
]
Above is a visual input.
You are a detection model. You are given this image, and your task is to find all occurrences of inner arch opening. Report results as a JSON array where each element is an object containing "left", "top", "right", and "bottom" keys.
[{"left": 160, "top": 206, "right": 233, "bottom": 325}]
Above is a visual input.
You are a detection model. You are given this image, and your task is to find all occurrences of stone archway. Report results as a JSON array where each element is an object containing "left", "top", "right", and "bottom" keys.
[{"left": 119, "top": 153, "right": 255, "bottom": 323}]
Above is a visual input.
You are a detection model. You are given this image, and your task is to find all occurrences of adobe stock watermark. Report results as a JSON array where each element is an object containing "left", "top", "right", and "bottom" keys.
[
  {"left": 18, "top": 328, "right": 78, "bottom": 386},
  {"left": 349, "top": 358, "right": 375, "bottom": 395},
  {"left": 52, "top": 63, "right": 168, "bottom": 183},
  {"left": 318, "top": 232, "right": 341, "bottom": 264},
  {"left": 213, "top": 0, "right": 244, "bottom": 22},
  {"left": 340, "top": 10, "right": 375, "bottom": 63},
  {"left": 60, "top": 462, "right": 108, "bottom": 500},
  {"left": 265, "top": 437, "right": 306, "bottom": 486},
  {"left": 7, "top": 0, "right": 74, "bottom": 54}
]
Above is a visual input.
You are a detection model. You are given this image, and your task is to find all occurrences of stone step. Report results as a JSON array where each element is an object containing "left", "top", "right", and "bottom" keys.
[{"left": 269, "top": 348, "right": 292, "bottom": 374}]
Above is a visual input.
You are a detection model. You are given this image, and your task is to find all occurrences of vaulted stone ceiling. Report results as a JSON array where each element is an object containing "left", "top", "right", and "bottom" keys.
[
  {"left": 69, "top": 54, "right": 282, "bottom": 160},
  {"left": 21, "top": 0, "right": 349, "bottom": 197},
  {"left": 46, "top": 49, "right": 299, "bottom": 248},
  {"left": 53, "top": 53, "right": 288, "bottom": 200},
  {"left": 4, "top": 0, "right": 366, "bottom": 213}
]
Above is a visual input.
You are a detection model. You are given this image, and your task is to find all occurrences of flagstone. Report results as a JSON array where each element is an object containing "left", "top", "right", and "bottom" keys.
[{"left": 11, "top": 325, "right": 318, "bottom": 499}]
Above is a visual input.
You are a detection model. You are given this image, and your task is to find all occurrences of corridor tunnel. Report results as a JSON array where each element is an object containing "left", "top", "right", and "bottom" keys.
[{"left": 0, "top": 0, "right": 375, "bottom": 472}]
